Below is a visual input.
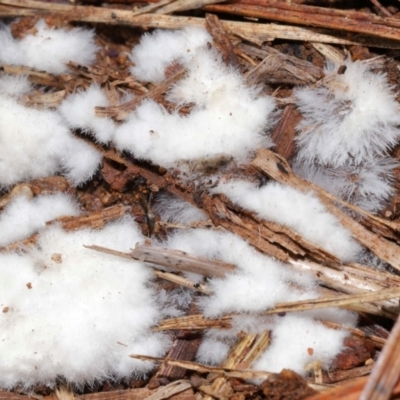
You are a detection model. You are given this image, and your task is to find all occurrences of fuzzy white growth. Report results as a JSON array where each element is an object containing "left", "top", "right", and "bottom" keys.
[
  {"left": 293, "top": 60, "right": 400, "bottom": 213},
  {"left": 167, "top": 229, "right": 315, "bottom": 316},
  {"left": 295, "top": 61, "right": 400, "bottom": 166},
  {"left": 0, "top": 94, "right": 101, "bottom": 187},
  {"left": 0, "top": 217, "right": 170, "bottom": 389},
  {"left": 130, "top": 27, "right": 212, "bottom": 83},
  {"left": 167, "top": 228, "right": 354, "bottom": 374},
  {"left": 115, "top": 29, "right": 276, "bottom": 170},
  {"left": 0, "top": 20, "right": 97, "bottom": 74},
  {"left": 196, "top": 336, "right": 231, "bottom": 365},
  {"left": 292, "top": 158, "right": 396, "bottom": 213},
  {"left": 154, "top": 193, "right": 208, "bottom": 224},
  {"left": 156, "top": 287, "right": 193, "bottom": 318},
  {"left": 214, "top": 180, "right": 361, "bottom": 262},
  {"left": 0, "top": 75, "right": 32, "bottom": 97},
  {"left": 59, "top": 84, "right": 117, "bottom": 144},
  {"left": 0, "top": 193, "right": 80, "bottom": 247},
  {"left": 252, "top": 314, "right": 349, "bottom": 374}
]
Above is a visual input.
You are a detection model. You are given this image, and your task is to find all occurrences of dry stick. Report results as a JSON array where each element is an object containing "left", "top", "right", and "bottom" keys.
[
  {"left": 322, "top": 321, "right": 386, "bottom": 349},
  {"left": 54, "top": 204, "right": 128, "bottom": 231},
  {"left": 1, "top": 1, "right": 399, "bottom": 48},
  {"left": 287, "top": 264, "right": 399, "bottom": 319},
  {"left": 130, "top": 354, "right": 328, "bottom": 392},
  {"left": 251, "top": 149, "right": 400, "bottom": 272},
  {"left": 0, "top": 63, "right": 69, "bottom": 88},
  {"left": 86, "top": 242, "right": 235, "bottom": 277},
  {"left": 95, "top": 68, "right": 185, "bottom": 120},
  {"left": 369, "top": 0, "right": 392, "bottom": 18},
  {"left": 129, "top": 0, "right": 175, "bottom": 17},
  {"left": 133, "top": 242, "right": 236, "bottom": 277},
  {"left": 86, "top": 242, "right": 400, "bottom": 319},
  {"left": 321, "top": 364, "right": 373, "bottom": 385},
  {"left": 264, "top": 287, "right": 400, "bottom": 314},
  {"left": 205, "top": 0, "right": 400, "bottom": 39},
  {"left": 205, "top": 13, "right": 240, "bottom": 68},
  {"left": 311, "top": 43, "right": 345, "bottom": 64},
  {"left": 154, "top": 314, "right": 233, "bottom": 332},
  {"left": 154, "top": 0, "right": 224, "bottom": 14},
  {"left": 84, "top": 244, "right": 212, "bottom": 294},
  {"left": 144, "top": 380, "right": 192, "bottom": 400},
  {"left": 156, "top": 288, "right": 400, "bottom": 332},
  {"left": 202, "top": 333, "right": 258, "bottom": 400},
  {"left": 131, "top": 353, "right": 272, "bottom": 380},
  {"left": 359, "top": 312, "right": 400, "bottom": 400}
]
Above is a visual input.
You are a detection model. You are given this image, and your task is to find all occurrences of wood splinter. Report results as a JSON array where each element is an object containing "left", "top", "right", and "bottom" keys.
[{"left": 84, "top": 241, "right": 236, "bottom": 277}]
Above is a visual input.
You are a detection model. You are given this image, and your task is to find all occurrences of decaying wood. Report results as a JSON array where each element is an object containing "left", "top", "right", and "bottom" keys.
[
  {"left": 243, "top": 43, "right": 323, "bottom": 85},
  {"left": 0, "top": 184, "right": 33, "bottom": 209},
  {"left": 2, "top": 2, "right": 400, "bottom": 398},
  {"left": 0, "top": 63, "right": 68, "bottom": 87},
  {"left": 264, "top": 287, "right": 400, "bottom": 315},
  {"left": 130, "top": 354, "right": 327, "bottom": 392},
  {"left": 205, "top": 13, "right": 240, "bottom": 68},
  {"left": 154, "top": 0, "right": 223, "bottom": 15},
  {"left": 311, "top": 42, "right": 345, "bottom": 64},
  {"left": 321, "top": 364, "right": 373, "bottom": 385},
  {"left": 22, "top": 89, "right": 66, "bottom": 108},
  {"left": 132, "top": 241, "right": 236, "bottom": 277},
  {"left": 130, "top": 353, "right": 272, "bottom": 380},
  {"left": 155, "top": 336, "right": 203, "bottom": 380},
  {"left": 95, "top": 68, "right": 185, "bottom": 120},
  {"left": 86, "top": 241, "right": 235, "bottom": 277},
  {"left": 3, "top": 1, "right": 400, "bottom": 48},
  {"left": 204, "top": 0, "right": 400, "bottom": 42},
  {"left": 252, "top": 149, "right": 400, "bottom": 272},
  {"left": 201, "top": 333, "right": 261, "bottom": 400},
  {"left": 143, "top": 380, "right": 192, "bottom": 400},
  {"left": 55, "top": 384, "right": 74, "bottom": 400},
  {"left": 78, "top": 387, "right": 195, "bottom": 400},
  {"left": 54, "top": 204, "right": 129, "bottom": 231},
  {"left": 155, "top": 314, "right": 232, "bottom": 332},
  {"left": 288, "top": 259, "right": 400, "bottom": 318},
  {"left": 359, "top": 312, "right": 400, "bottom": 400},
  {"left": 321, "top": 321, "right": 386, "bottom": 349},
  {"left": 153, "top": 270, "right": 211, "bottom": 294},
  {"left": 0, "top": 177, "right": 72, "bottom": 212},
  {"left": 84, "top": 244, "right": 211, "bottom": 293},
  {"left": 201, "top": 194, "right": 291, "bottom": 262},
  {"left": 270, "top": 105, "right": 301, "bottom": 159}
]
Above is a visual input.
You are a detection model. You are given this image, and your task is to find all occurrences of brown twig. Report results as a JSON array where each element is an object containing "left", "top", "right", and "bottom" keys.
[
  {"left": 204, "top": 0, "right": 400, "bottom": 41},
  {"left": 95, "top": 68, "right": 185, "bottom": 120},
  {"left": 1, "top": 1, "right": 400, "bottom": 48},
  {"left": 359, "top": 311, "right": 400, "bottom": 400}
]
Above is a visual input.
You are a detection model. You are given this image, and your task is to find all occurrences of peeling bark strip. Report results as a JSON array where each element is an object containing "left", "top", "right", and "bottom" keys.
[{"left": 205, "top": 13, "right": 240, "bottom": 68}]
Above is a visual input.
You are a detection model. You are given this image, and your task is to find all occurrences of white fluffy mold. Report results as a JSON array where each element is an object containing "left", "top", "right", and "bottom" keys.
[
  {"left": 114, "top": 28, "right": 276, "bottom": 172},
  {"left": 294, "top": 60, "right": 400, "bottom": 167},
  {"left": 0, "top": 217, "right": 170, "bottom": 389},
  {"left": 0, "top": 20, "right": 98, "bottom": 75}
]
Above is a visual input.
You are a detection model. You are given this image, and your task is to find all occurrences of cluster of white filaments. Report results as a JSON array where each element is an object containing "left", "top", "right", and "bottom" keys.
[{"left": 1, "top": 21, "right": 398, "bottom": 389}]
